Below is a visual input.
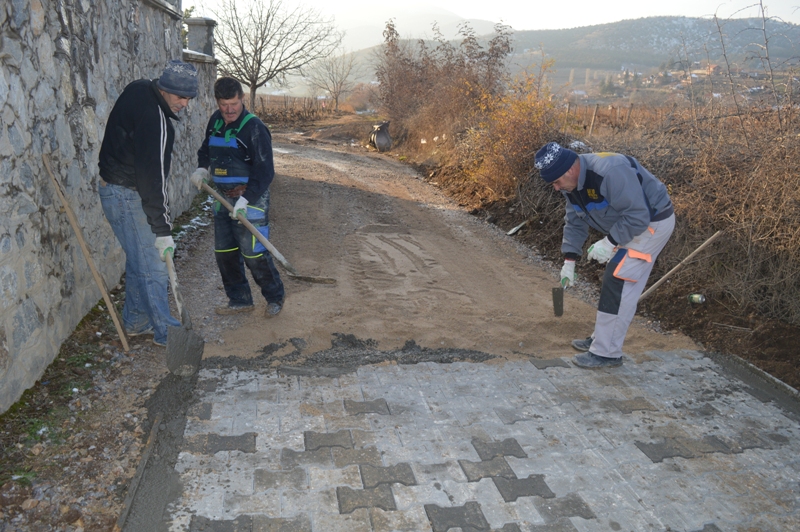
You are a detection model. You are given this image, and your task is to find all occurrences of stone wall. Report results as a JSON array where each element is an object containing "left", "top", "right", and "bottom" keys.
[{"left": 0, "top": 0, "right": 217, "bottom": 412}]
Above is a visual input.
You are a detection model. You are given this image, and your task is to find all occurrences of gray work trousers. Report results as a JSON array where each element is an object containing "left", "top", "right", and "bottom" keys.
[{"left": 592, "top": 214, "right": 676, "bottom": 359}]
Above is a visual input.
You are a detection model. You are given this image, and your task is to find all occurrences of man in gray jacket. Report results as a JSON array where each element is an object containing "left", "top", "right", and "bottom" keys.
[{"left": 534, "top": 142, "right": 675, "bottom": 368}]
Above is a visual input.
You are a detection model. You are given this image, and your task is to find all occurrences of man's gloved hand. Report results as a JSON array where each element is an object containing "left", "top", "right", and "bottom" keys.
[
  {"left": 560, "top": 259, "right": 576, "bottom": 288},
  {"left": 587, "top": 236, "right": 616, "bottom": 264},
  {"left": 230, "top": 196, "right": 248, "bottom": 220},
  {"left": 154, "top": 236, "right": 175, "bottom": 261},
  {"left": 190, "top": 168, "right": 209, "bottom": 190}
]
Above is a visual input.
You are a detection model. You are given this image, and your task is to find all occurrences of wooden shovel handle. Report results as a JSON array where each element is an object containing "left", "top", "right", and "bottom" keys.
[
  {"left": 43, "top": 155, "right": 130, "bottom": 352},
  {"left": 639, "top": 230, "right": 724, "bottom": 302},
  {"left": 200, "top": 182, "right": 298, "bottom": 275}
]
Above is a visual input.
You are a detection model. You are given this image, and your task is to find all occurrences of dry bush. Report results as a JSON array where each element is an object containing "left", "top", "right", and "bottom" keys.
[
  {"left": 373, "top": 12, "right": 800, "bottom": 327},
  {"left": 455, "top": 63, "right": 565, "bottom": 206},
  {"left": 578, "top": 103, "right": 800, "bottom": 325},
  {"left": 373, "top": 20, "right": 512, "bottom": 164}
]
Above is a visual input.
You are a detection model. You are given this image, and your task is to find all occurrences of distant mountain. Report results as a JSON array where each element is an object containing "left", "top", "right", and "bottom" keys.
[
  {"left": 281, "top": 15, "right": 800, "bottom": 96},
  {"left": 512, "top": 16, "right": 800, "bottom": 71}
]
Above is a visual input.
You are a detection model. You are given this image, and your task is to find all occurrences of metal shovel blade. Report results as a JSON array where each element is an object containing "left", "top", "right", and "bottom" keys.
[
  {"left": 552, "top": 286, "right": 564, "bottom": 317},
  {"left": 165, "top": 254, "right": 205, "bottom": 376},
  {"left": 166, "top": 324, "right": 205, "bottom": 377}
]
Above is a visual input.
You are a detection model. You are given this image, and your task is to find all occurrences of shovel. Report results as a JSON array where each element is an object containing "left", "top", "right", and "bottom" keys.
[
  {"left": 164, "top": 253, "right": 205, "bottom": 376},
  {"left": 200, "top": 182, "right": 336, "bottom": 284}
]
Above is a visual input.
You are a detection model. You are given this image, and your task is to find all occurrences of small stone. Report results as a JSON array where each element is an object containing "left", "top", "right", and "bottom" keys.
[{"left": 21, "top": 498, "right": 39, "bottom": 510}]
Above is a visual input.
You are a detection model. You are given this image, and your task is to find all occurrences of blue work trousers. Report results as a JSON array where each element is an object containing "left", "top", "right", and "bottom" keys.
[
  {"left": 99, "top": 182, "right": 180, "bottom": 345},
  {"left": 214, "top": 188, "right": 285, "bottom": 307}
]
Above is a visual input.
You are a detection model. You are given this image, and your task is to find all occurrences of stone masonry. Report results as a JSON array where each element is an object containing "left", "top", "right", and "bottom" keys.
[{"left": 0, "top": 0, "right": 217, "bottom": 411}]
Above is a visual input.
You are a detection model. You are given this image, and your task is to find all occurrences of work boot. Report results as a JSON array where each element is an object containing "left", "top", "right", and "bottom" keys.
[
  {"left": 215, "top": 304, "right": 255, "bottom": 315},
  {"left": 265, "top": 301, "right": 282, "bottom": 318},
  {"left": 571, "top": 336, "right": 593, "bottom": 352},
  {"left": 572, "top": 352, "right": 623, "bottom": 369},
  {"left": 127, "top": 326, "right": 154, "bottom": 337}
]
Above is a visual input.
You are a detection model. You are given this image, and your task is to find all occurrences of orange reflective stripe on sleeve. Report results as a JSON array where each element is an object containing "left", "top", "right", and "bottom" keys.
[{"left": 648, "top": 227, "right": 655, "bottom": 234}]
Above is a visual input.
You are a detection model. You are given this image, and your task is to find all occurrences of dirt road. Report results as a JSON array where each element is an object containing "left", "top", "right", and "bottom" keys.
[{"left": 177, "top": 129, "right": 698, "bottom": 365}]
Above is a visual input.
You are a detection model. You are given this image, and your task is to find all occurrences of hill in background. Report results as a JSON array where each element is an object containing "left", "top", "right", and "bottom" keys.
[
  {"left": 276, "top": 15, "right": 800, "bottom": 97},
  {"left": 512, "top": 16, "right": 800, "bottom": 71}
]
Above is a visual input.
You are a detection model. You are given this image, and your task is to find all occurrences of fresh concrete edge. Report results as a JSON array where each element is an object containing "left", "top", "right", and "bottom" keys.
[
  {"left": 705, "top": 350, "right": 800, "bottom": 420},
  {"left": 114, "top": 411, "right": 164, "bottom": 532}
]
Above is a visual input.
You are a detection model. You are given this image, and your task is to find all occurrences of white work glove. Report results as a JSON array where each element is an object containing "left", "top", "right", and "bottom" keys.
[
  {"left": 154, "top": 236, "right": 175, "bottom": 261},
  {"left": 560, "top": 259, "right": 576, "bottom": 288},
  {"left": 587, "top": 236, "right": 616, "bottom": 264},
  {"left": 230, "top": 196, "right": 248, "bottom": 220},
  {"left": 190, "top": 167, "right": 209, "bottom": 190}
]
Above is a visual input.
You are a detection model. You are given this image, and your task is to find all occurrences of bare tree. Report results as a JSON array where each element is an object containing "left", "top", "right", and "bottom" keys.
[
  {"left": 305, "top": 49, "right": 359, "bottom": 111},
  {"left": 212, "top": 0, "right": 342, "bottom": 110}
]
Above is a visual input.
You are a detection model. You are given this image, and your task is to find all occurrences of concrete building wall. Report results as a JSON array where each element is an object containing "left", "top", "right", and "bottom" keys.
[{"left": 0, "top": 0, "right": 217, "bottom": 412}]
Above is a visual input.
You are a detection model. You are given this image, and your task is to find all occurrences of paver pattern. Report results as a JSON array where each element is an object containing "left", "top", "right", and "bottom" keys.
[{"left": 166, "top": 349, "right": 800, "bottom": 531}]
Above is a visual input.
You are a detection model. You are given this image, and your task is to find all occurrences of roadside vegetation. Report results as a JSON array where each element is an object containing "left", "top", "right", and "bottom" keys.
[{"left": 364, "top": 16, "right": 800, "bottom": 389}]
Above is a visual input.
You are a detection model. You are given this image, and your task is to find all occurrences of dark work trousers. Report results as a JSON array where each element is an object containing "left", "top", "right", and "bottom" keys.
[{"left": 213, "top": 188, "right": 285, "bottom": 307}]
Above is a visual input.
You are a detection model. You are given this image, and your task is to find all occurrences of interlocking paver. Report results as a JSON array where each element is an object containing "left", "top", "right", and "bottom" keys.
[
  {"left": 281, "top": 487, "right": 339, "bottom": 516},
  {"left": 309, "top": 464, "right": 362, "bottom": 490},
  {"left": 332, "top": 446, "right": 383, "bottom": 467},
  {"left": 533, "top": 492, "right": 596, "bottom": 521},
  {"left": 361, "top": 463, "right": 416, "bottom": 488},
  {"left": 345, "top": 398, "right": 391, "bottom": 415},
  {"left": 492, "top": 474, "right": 555, "bottom": 502},
  {"left": 424, "top": 501, "right": 491, "bottom": 531},
  {"left": 471, "top": 438, "right": 528, "bottom": 461},
  {"left": 530, "top": 359, "right": 570, "bottom": 370},
  {"left": 304, "top": 429, "right": 353, "bottom": 450},
  {"left": 280, "top": 447, "right": 333, "bottom": 469},
  {"left": 605, "top": 397, "right": 658, "bottom": 413},
  {"left": 459, "top": 456, "right": 517, "bottom": 481},
  {"left": 254, "top": 467, "right": 306, "bottom": 491},
  {"left": 166, "top": 351, "right": 800, "bottom": 532},
  {"left": 337, "top": 484, "right": 397, "bottom": 513},
  {"left": 312, "top": 507, "right": 372, "bottom": 532},
  {"left": 368, "top": 506, "right": 431, "bottom": 532},
  {"left": 184, "top": 432, "right": 257, "bottom": 454}
]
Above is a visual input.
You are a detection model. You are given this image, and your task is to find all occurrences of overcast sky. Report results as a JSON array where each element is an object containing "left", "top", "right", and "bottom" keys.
[{"left": 194, "top": 0, "right": 800, "bottom": 31}]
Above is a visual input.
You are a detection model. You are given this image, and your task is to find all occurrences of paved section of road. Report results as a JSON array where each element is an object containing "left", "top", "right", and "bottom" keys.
[{"left": 164, "top": 348, "right": 800, "bottom": 532}]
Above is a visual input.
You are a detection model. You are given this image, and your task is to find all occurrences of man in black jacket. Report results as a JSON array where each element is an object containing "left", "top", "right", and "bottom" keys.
[
  {"left": 98, "top": 59, "right": 198, "bottom": 347},
  {"left": 191, "top": 77, "right": 285, "bottom": 317}
]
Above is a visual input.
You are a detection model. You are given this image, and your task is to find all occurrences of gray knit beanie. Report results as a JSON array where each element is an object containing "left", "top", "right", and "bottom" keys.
[{"left": 156, "top": 60, "right": 198, "bottom": 98}]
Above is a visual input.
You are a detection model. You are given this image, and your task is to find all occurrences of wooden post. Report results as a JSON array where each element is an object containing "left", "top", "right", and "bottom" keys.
[
  {"left": 563, "top": 103, "right": 571, "bottom": 137},
  {"left": 625, "top": 103, "right": 633, "bottom": 129},
  {"left": 588, "top": 104, "right": 599, "bottom": 136}
]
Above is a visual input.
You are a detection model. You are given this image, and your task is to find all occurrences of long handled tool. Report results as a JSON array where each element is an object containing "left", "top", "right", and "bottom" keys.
[
  {"left": 200, "top": 182, "right": 336, "bottom": 284},
  {"left": 43, "top": 155, "right": 130, "bottom": 352},
  {"left": 164, "top": 253, "right": 205, "bottom": 376},
  {"left": 638, "top": 230, "right": 724, "bottom": 302}
]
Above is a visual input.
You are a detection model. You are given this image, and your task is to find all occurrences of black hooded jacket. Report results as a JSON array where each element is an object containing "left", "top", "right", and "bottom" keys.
[{"left": 98, "top": 79, "right": 178, "bottom": 237}]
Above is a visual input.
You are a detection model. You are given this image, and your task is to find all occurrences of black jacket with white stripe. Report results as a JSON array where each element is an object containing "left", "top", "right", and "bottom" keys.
[{"left": 98, "top": 79, "right": 178, "bottom": 237}]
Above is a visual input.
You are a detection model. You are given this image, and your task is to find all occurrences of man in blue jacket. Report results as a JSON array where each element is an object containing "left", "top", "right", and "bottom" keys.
[
  {"left": 98, "top": 60, "right": 198, "bottom": 347},
  {"left": 191, "top": 77, "right": 285, "bottom": 318},
  {"left": 534, "top": 142, "right": 675, "bottom": 368}
]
